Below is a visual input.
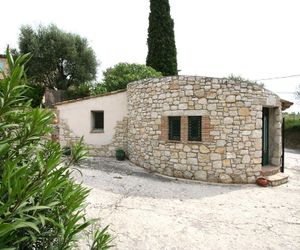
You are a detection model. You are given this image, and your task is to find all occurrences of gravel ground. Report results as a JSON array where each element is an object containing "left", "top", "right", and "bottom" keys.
[{"left": 74, "top": 149, "right": 300, "bottom": 250}]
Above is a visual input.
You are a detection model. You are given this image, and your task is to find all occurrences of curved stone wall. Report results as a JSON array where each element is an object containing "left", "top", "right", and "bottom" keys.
[{"left": 127, "top": 76, "right": 282, "bottom": 184}]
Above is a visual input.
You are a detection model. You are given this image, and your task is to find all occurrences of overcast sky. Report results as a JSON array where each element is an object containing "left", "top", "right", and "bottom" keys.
[{"left": 1, "top": 0, "right": 299, "bottom": 112}]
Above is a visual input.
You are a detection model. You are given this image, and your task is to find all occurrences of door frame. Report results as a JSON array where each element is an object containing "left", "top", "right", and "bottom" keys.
[{"left": 262, "top": 107, "right": 269, "bottom": 166}]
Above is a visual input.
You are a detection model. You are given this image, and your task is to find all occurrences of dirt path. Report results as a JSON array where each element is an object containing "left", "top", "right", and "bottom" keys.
[{"left": 75, "top": 149, "right": 300, "bottom": 250}]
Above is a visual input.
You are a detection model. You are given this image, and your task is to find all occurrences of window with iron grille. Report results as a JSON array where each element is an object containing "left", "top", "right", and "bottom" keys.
[
  {"left": 168, "top": 116, "right": 181, "bottom": 141},
  {"left": 188, "top": 116, "right": 202, "bottom": 141},
  {"left": 91, "top": 111, "right": 104, "bottom": 131}
]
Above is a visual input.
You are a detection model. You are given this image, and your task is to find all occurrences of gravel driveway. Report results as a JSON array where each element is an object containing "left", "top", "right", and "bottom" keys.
[{"left": 74, "top": 149, "right": 300, "bottom": 250}]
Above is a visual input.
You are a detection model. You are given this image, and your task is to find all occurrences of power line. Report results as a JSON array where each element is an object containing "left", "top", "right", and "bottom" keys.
[{"left": 255, "top": 74, "right": 300, "bottom": 81}]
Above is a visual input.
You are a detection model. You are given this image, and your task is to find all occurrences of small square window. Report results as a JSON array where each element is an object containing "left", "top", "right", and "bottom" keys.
[
  {"left": 169, "top": 116, "right": 181, "bottom": 141},
  {"left": 188, "top": 116, "right": 202, "bottom": 141},
  {"left": 91, "top": 111, "right": 104, "bottom": 132}
]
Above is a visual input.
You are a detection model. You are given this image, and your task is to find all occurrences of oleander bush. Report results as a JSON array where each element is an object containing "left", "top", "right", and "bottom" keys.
[{"left": 0, "top": 49, "right": 112, "bottom": 249}]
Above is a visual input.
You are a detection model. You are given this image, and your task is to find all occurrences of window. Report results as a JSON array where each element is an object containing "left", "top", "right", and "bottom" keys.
[
  {"left": 188, "top": 116, "right": 202, "bottom": 141},
  {"left": 91, "top": 111, "right": 104, "bottom": 132},
  {"left": 0, "top": 61, "right": 4, "bottom": 70},
  {"left": 168, "top": 116, "right": 181, "bottom": 141}
]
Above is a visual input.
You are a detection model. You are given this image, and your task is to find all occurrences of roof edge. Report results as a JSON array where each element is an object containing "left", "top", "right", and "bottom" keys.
[
  {"left": 55, "top": 89, "right": 127, "bottom": 106},
  {"left": 281, "top": 98, "right": 294, "bottom": 111},
  {"left": 127, "top": 75, "right": 265, "bottom": 89}
]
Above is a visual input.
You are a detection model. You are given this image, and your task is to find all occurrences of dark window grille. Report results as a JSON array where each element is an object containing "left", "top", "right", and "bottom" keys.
[
  {"left": 92, "top": 111, "right": 104, "bottom": 130},
  {"left": 188, "top": 116, "right": 202, "bottom": 141},
  {"left": 168, "top": 116, "right": 181, "bottom": 141}
]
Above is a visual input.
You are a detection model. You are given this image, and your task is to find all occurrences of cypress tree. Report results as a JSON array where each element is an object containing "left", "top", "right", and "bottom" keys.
[{"left": 146, "top": 0, "right": 178, "bottom": 76}]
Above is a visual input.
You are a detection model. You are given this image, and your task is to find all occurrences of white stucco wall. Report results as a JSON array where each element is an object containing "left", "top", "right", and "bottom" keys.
[{"left": 56, "top": 91, "right": 128, "bottom": 146}]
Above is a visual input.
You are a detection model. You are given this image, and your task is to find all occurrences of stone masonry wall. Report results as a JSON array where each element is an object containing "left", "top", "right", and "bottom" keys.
[{"left": 127, "top": 76, "right": 282, "bottom": 184}]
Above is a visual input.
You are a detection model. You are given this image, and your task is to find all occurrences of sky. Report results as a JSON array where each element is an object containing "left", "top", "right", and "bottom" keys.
[{"left": 1, "top": 0, "right": 299, "bottom": 112}]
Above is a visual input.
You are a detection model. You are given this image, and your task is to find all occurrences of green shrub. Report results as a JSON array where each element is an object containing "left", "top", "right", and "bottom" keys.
[
  {"left": 0, "top": 49, "right": 112, "bottom": 249},
  {"left": 115, "top": 149, "right": 125, "bottom": 161},
  {"left": 63, "top": 146, "right": 72, "bottom": 156},
  {"left": 25, "top": 83, "right": 45, "bottom": 107},
  {"left": 284, "top": 114, "right": 300, "bottom": 131},
  {"left": 92, "top": 83, "right": 108, "bottom": 95},
  {"left": 102, "top": 63, "right": 162, "bottom": 92},
  {"left": 66, "top": 83, "right": 92, "bottom": 100},
  {"left": 226, "top": 74, "right": 264, "bottom": 87},
  {"left": 89, "top": 226, "right": 113, "bottom": 250}
]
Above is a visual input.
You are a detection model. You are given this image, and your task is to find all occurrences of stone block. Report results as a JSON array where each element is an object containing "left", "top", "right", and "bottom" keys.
[
  {"left": 183, "top": 145, "right": 191, "bottom": 152},
  {"left": 174, "top": 170, "right": 183, "bottom": 178},
  {"left": 207, "top": 92, "right": 217, "bottom": 99},
  {"left": 199, "top": 145, "right": 210, "bottom": 153},
  {"left": 183, "top": 171, "right": 193, "bottom": 179},
  {"left": 223, "top": 159, "right": 231, "bottom": 167},
  {"left": 226, "top": 95, "right": 236, "bottom": 102},
  {"left": 242, "top": 155, "right": 251, "bottom": 164},
  {"left": 216, "top": 140, "right": 226, "bottom": 147},
  {"left": 213, "top": 161, "right": 222, "bottom": 169},
  {"left": 226, "top": 152, "right": 236, "bottom": 159},
  {"left": 194, "top": 170, "right": 207, "bottom": 181},
  {"left": 224, "top": 117, "right": 234, "bottom": 124},
  {"left": 239, "top": 108, "right": 250, "bottom": 116},
  {"left": 207, "top": 104, "right": 217, "bottom": 111},
  {"left": 179, "top": 103, "right": 188, "bottom": 110},
  {"left": 252, "top": 130, "right": 262, "bottom": 138},
  {"left": 198, "top": 98, "right": 207, "bottom": 104},
  {"left": 195, "top": 89, "right": 205, "bottom": 98},
  {"left": 215, "top": 147, "right": 225, "bottom": 154},
  {"left": 210, "top": 153, "right": 221, "bottom": 161},
  {"left": 219, "top": 174, "right": 232, "bottom": 183},
  {"left": 187, "top": 158, "right": 198, "bottom": 165}
]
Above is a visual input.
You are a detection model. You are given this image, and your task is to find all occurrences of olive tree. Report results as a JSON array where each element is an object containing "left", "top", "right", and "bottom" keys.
[{"left": 19, "top": 24, "right": 98, "bottom": 90}]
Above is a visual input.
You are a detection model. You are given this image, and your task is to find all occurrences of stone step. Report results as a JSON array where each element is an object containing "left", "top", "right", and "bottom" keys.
[
  {"left": 265, "top": 173, "right": 289, "bottom": 187},
  {"left": 260, "top": 166, "right": 280, "bottom": 176}
]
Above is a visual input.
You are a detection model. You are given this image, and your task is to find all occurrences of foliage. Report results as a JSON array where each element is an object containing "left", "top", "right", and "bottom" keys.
[
  {"left": 101, "top": 63, "right": 162, "bottom": 92},
  {"left": 89, "top": 226, "right": 114, "bottom": 250},
  {"left": 66, "top": 83, "right": 92, "bottom": 100},
  {"left": 92, "top": 83, "right": 108, "bottom": 95},
  {"left": 115, "top": 149, "right": 126, "bottom": 161},
  {"left": 0, "top": 49, "right": 111, "bottom": 249},
  {"left": 227, "top": 74, "right": 264, "bottom": 87},
  {"left": 24, "top": 83, "right": 45, "bottom": 107},
  {"left": 284, "top": 112, "right": 300, "bottom": 131},
  {"left": 18, "top": 24, "right": 97, "bottom": 90},
  {"left": 146, "top": 0, "right": 178, "bottom": 76}
]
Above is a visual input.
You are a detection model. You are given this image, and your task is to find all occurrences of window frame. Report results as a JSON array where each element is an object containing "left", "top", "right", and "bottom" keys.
[
  {"left": 188, "top": 116, "right": 202, "bottom": 142},
  {"left": 91, "top": 110, "right": 104, "bottom": 133},
  {"left": 168, "top": 116, "right": 181, "bottom": 141}
]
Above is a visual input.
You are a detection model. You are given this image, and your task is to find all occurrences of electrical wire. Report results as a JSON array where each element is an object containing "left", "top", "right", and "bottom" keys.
[{"left": 255, "top": 74, "right": 300, "bottom": 81}]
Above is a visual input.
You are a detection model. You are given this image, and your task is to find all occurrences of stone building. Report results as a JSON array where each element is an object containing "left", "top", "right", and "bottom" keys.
[{"left": 56, "top": 76, "right": 293, "bottom": 184}]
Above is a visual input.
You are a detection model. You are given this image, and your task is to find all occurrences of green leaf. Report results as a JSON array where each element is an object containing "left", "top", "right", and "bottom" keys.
[
  {"left": 0, "top": 221, "right": 39, "bottom": 237},
  {"left": 0, "top": 143, "right": 10, "bottom": 156}
]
